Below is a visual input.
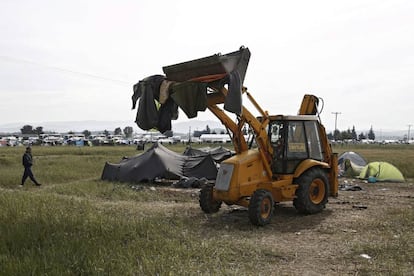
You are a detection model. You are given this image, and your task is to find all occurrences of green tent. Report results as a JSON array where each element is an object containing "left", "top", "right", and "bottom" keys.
[{"left": 359, "top": 161, "right": 405, "bottom": 182}]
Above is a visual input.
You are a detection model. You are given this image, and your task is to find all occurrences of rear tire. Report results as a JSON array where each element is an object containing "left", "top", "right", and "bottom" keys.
[
  {"left": 248, "top": 189, "right": 274, "bottom": 226},
  {"left": 293, "top": 167, "right": 329, "bottom": 214},
  {"left": 199, "top": 185, "right": 222, "bottom": 213}
]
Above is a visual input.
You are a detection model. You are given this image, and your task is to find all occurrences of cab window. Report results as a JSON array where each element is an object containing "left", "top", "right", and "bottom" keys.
[{"left": 287, "top": 121, "right": 307, "bottom": 159}]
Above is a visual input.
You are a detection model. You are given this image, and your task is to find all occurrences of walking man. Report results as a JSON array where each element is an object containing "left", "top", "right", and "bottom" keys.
[{"left": 20, "top": 147, "right": 41, "bottom": 187}]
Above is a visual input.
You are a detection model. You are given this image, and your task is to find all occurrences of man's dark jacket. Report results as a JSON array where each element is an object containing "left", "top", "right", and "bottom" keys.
[{"left": 22, "top": 153, "right": 33, "bottom": 168}]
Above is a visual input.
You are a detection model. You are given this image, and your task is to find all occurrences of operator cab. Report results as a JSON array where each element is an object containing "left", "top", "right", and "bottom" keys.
[{"left": 268, "top": 115, "right": 324, "bottom": 174}]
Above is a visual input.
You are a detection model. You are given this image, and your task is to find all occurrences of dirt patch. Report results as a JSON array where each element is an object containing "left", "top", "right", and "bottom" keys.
[{"left": 159, "top": 178, "right": 414, "bottom": 275}]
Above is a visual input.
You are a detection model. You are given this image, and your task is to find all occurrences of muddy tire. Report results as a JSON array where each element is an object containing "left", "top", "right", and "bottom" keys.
[
  {"left": 248, "top": 189, "right": 274, "bottom": 226},
  {"left": 199, "top": 185, "right": 222, "bottom": 213},
  {"left": 293, "top": 167, "right": 329, "bottom": 214}
]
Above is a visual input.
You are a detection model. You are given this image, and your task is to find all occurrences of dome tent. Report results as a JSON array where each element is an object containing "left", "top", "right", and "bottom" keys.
[
  {"left": 358, "top": 161, "right": 405, "bottom": 182},
  {"left": 338, "top": 151, "right": 367, "bottom": 177}
]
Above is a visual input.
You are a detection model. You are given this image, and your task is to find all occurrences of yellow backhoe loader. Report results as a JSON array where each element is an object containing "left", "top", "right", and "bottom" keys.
[{"left": 157, "top": 47, "right": 338, "bottom": 225}]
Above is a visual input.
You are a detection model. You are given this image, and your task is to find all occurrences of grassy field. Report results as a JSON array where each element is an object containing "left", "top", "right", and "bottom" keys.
[{"left": 0, "top": 144, "right": 413, "bottom": 275}]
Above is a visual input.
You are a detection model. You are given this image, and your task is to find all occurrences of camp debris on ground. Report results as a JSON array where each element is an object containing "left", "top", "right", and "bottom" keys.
[{"left": 339, "top": 181, "right": 363, "bottom": 191}]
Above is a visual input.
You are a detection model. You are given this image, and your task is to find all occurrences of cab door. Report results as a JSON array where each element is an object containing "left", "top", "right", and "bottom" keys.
[{"left": 269, "top": 120, "right": 323, "bottom": 174}]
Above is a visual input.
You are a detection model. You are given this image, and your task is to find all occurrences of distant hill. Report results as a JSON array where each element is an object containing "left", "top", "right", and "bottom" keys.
[
  {"left": 0, "top": 119, "right": 224, "bottom": 135},
  {"left": 0, "top": 121, "right": 135, "bottom": 134}
]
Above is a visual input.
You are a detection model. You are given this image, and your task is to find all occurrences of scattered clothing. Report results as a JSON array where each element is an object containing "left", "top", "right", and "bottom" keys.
[
  {"left": 159, "top": 80, "right": 175, "bottom": 104},
  {"left": 132, "top": 75, "right": 164, "bottom": 109},
  {"left": 171, "top": 81, "right": 208, "bottom": 118},
  {"left": 132, "top": 75, "right": 165, "bottom": 131},
  {"left": 131, "top": 64, "right": 244, "bottom": 132},
  {"left": 339, "top": 183, "right": 362, "bottom": 191},
  {"left": 224, "top": 70, "right": 242, "bottom": 115},
  {"left": 172, "top": 177, "right": 208, "bottom": 189},
  {"left": 157, "top": 97, "right": 179, "bottom": 133}
]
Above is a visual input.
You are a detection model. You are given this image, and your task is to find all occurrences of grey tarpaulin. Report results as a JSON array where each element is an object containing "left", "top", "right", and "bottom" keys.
[
  {"left": 183, "top": 145, "right": 234, "bottom": 163},
  {"left": 101, "top": 142, "right": 218, "bottom": 183}
]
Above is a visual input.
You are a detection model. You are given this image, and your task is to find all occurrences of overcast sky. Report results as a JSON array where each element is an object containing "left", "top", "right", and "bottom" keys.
[{"left": 0, "top": 0, "right": 413, "bottom": 133}]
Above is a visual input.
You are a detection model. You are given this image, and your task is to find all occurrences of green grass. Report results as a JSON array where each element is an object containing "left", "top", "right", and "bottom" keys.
[
  {"left": 0, "top": 145, "right": 279, "bottom": 275},
  {"left": 0, "top": 144, "right": 413, "bottom": 274},
  {"left": 0, "top": 186, "right": 277, "bottom": 275}
]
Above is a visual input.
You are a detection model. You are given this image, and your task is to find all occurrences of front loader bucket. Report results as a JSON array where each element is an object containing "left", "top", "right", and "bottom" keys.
[{"left": 162, "top": 46, "right": 251, "bottom": 83}]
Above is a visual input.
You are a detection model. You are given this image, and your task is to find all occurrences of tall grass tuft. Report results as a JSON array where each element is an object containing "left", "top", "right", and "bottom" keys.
[{"left": 0, "top": 190, "right": 278, "bottom": 275}]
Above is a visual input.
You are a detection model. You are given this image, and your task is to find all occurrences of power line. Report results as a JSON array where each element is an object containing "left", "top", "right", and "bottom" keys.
[{"left": 0, "top": 55, "right": 131, "bottom": 86}]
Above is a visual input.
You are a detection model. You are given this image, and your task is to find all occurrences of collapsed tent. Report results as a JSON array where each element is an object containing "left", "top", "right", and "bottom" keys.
[
  {"left": 358, "top": 161, "right": 405, "bottom": 182},
  {"left": 183, "top": 145, "right": 234, "bottom": 163},
  {"left": 101, "top": 142, "right": 218, "bottom": 183},
  {"left": 338, "top": 151, "right": 367, "bottom": 177}
]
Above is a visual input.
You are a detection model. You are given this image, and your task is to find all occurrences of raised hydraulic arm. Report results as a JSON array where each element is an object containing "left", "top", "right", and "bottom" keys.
[{"left": 206, "top": 86, "right": 273, "bottom": 179}]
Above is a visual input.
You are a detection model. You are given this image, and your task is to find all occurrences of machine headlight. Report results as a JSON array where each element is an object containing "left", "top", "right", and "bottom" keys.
[{"left": 215, "top": 163, "right": 234, "bottom": 191}]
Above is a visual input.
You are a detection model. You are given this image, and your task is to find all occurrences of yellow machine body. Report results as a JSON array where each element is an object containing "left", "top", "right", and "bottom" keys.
[
  {"left": 207, "top": 90, "right": 338, "bottom": 208},
  {"left": 159, "top": 47, "right": 339, "bottom": 225}
]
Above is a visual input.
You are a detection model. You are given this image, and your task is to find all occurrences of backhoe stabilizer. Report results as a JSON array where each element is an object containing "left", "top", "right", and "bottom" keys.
[{"left": 299, "top": 94, "right": 320, "bottom": 115}]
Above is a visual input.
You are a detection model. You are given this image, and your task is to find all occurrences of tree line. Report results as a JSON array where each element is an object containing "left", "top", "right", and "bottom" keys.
[{"left": 327, "top": 125, "right": 375, "bottom": 141}]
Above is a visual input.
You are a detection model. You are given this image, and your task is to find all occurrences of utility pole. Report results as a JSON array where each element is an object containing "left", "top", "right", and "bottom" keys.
[
  {"left": 188, "top": 126, "right": 191, "bottom": 144},
  {"left": 332, "top": 112, "right": 341, "bottom": 140},
  {"left": 408, "top": 124, "right": 412, "bottom": 143}
]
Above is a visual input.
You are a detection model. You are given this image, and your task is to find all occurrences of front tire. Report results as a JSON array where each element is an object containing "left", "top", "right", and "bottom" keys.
[
  {"left": 248, "top": 189, "right": 274, "bottom": 226},
  {"left": 199, "top": 184, "right": 222, "bottom": 213},
  {"left": 293, "top": 167, "right": 329, "bottom": 214}
]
